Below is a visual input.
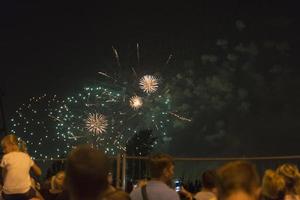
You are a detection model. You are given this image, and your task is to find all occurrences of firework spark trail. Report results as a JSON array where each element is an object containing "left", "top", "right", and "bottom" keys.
[
  {"left": 137, "top": 43, "right": 140, "bottom": 65},
  {"left": 166, "top": 54, "right": 173, "bottom": 65},
  {"left": 155, "top": 123, "right": 159, "bottom": 130},
  {"left": 98, "top": 72, "right": 112, "bottom": 79},
  {"left": 48, "top": 115, "right": 63, "bottom": 122},
  {"left": 98, "top": 72, "right": 118, "bottom": 83},
  {"left": 112, "top": 46, "right": 120, "bottom": 67},
  {"left": 105, "top": 99, "right": 117, "bottom": 103},
  {"left": 131, "top": 67, "right": 138, "bottom": 78},
  {"left": 169, "top": 112, "right": 192, "bottom": 122},
  {"left": 85, "top": 103, "right": 97, "bottom": 107}
]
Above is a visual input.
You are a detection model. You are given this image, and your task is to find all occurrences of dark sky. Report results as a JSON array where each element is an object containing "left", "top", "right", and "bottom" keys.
[
  {"left": 1, "top": 1, "right": 300, "bottom": 157},
  {"left": 1, "top": 1, "right": 298, "bottom": 114}
]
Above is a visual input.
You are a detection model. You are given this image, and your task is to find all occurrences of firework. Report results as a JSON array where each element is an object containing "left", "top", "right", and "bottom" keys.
[
  {"left": 129, "top": 95, "right": 143, "bottom": 110},
  {"left": 85, "top": 113, "right": 108, "bottom": 134},
  {"left": 10, "top": 45, "right": 191, "bottom": 157},
  {"left": 54, "top": 86, "right": 128, "bottom": 155},
  {"left": 112, "top": 46, "right": 120, "bottom": 67},
  {"left": 165, "top": 54, "right": 173, "bottom": 65},
  {"left": 139, "top": 75, "right": 158, "bottom": 94},
  {"left": 169, "top": 112, "right": 192, "bottom": 122},
  {"left": 9, "top": 94, "right": 71, "bottom": 160}
]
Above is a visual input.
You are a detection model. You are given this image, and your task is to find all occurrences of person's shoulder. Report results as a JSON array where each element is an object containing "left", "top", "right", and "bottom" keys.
[
  {"left": 158, "top": 184, "right": 179, "bottom": 199},
  {"left": 1, "top": 152, "right": 18, "bottom": 160},
  {"left": 14, "top": 151, "right": 31, "bottom": 159},
  {"left": 164, "top": 189, "right": 180, "bottom": 200},
  {"left": 103, "top": 189, "right": 130, "bottom": 200},
  {"left": 194, "top": 191, "right": 216, "bottom": 198},
  {"left": 285, "top": 195, "right": 300, "bottom": 200},
  {"left": 129, "top": 187, "right": 142, "bottom": 198},
  {"left": 10, "top": 151, "right": 27, "bottom": 156}
]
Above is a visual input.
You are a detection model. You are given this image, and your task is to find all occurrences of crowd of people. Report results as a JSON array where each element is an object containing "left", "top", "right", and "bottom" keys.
[{"left": 0, "top": 134, "right": 300, "bottom": 200}]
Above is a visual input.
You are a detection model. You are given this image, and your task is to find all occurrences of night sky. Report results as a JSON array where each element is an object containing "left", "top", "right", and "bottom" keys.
[{"left": 1, "top": 1, "right": 300, "bottom": 157}]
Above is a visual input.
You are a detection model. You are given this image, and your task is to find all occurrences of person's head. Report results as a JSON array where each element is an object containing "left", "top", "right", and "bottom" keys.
[
  {"left": 51, "top": 170, "right": 66, "bottom": 191},
  {"left": 261, "top": 169, "right": 285, "bottom": 200},
  {"left": 201, "top": 169, "right": 218, "bottom": 192},
  {"left": 65, "top": 145, "right": 110, "bottom": 200},
  {"left": 1, "top": 134, "right": 19, "bottom": 154},
  {"left": 276, "top": 163, "right": 300, "bottom": 195},
  {"left": 148, "top": 153, "right": 174, "bottom": 183},
  {"left": 216, "top": 160, "right": 260, "bottom": 200}
]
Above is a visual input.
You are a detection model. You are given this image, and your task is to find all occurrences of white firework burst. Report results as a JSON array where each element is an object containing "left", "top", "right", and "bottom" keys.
[
  {"left": 85, "top": 113, "right": 108, "bottom": 134},
  {"left": 139, "top": 75, "right": 158, "bottom": 93},
  {"left": 129, "top": 95, "right": 143, "bottom": 110}
]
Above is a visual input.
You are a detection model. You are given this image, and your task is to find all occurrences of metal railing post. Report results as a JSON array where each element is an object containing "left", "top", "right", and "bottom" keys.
[
  {"left": 122, "top": 153, "right": 127, "bottom": 191},
  {"left": 116, "top": 154, "right": 121, "bottom": 188}
]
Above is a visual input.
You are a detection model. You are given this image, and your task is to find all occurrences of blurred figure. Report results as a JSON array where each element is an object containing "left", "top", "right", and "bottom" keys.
[
  {"left": 261, "top": 169, "right": 285, "bottom": 200},
  {"left": 101, "top": 190, "right": 130, "bottom": 200},
  {"left": 130, "top": 153, "right": 180, "bottom": 200},
  {"left": 276, "top": 164, "right": 300, "bottom": 200},
  {"left": 0, "top": 134, "right": 42, "bottom": 200},
  {"left": 216, "top": 160, "right": 260, "bottom": 200},
  {"left": 30, "top": 178, "right": 44, "bottom": 200},
  {"left": 106, "top": 172, "right": 117, "bottom": 193},
  {"left": 65, "top": 145, "right": 109, "bottom": 200},
  {"left": 40, "top": 170, "right": 65, "bottom": 200},
  {"left": 136, "top": 179, "right": 148, "bottom": 189},
  {"left": 194, "top": 170, "right": 218, "bottom": 200}
]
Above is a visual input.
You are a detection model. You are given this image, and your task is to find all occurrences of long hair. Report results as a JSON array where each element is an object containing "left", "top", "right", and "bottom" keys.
[
  {"left": 262, "top": 169, "right": 285, "bottom": 200},
  {"left": 1, "top": 134, "right": 28, "bottom": 152},
  {"left": 1, "top": 134, "right": 18, "bottom": 146},
  {"left": 276, "top": 163, "right": 300, "bottom": 195}
]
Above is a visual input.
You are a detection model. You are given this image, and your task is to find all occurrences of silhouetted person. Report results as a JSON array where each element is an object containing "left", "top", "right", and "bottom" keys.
[
  {"left": 194, "top": 169, "right": 218, "bottom": 200},
  {"left": 65, "top": 145, "right": 109, "bottom": 200},
  {"left": 130, "top": 153, "right": 180, "bottom": 200},
  {"left": 216, "top": 160, "right": 260, "bottom": 200}
]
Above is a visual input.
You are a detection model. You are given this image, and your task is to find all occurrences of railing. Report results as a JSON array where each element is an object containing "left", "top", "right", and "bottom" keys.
[{"left": 34, "top": 154, "right": 300, "bottom": 192}]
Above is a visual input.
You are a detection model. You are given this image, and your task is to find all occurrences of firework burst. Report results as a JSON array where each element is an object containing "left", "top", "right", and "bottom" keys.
[
  {"left": 85, "top": 113, "right": 108, "bottom": 134},
  {"left": 10, "top": 44, "right": 191, "bottom": 157},
  {"left": 9, "top": 94, "right": 71, "bottom": 159},
  {"left": 139, "top": 75, "right": 158, "bottom": 94},
  {"left": 129, "top": 95, "right": 143, "bottom": 110}
]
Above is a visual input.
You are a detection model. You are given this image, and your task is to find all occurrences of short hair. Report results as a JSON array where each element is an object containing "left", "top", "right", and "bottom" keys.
[
  {"left": 216, "top": 160, "right": 260, "bottom": 199},
  {"left": 262, "top": 169, "right": 285, "bottom": 200},
  {"left": 201, "top": 169, "right": 217, "bottom": 189},
  {"left": 148, "top": 153, "right": 174, "bottom": 178},
  {"left": 65, "top": 145, "right": 109, "bottom": 200}
]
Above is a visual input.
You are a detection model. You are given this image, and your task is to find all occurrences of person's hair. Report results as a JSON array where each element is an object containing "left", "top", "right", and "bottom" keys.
[
  {"left": 201, "top": 169, "right": 217, "bottom": 190},
  {"left": 276, "top": 163, "right": 300, "bottom": 195},
  {"left": 1, "top": 134, "right": 18, "bottom": 146},
  {"left": 262, "top": 169, "right": 285, "bottom": 200},
  {"left": 18, "top": 139, "right": 28, "bottom": 153},
  {"left": 148, "top": 153, "right": 174, "bottom": 178},
  {"left": 51, "top": 170, "right": 65, "bottom": 190},
  {"left": 1, "top": 134, "right": 27, "bottom": 152},
  {"left": 65, "top": 145, "right": 110, "bottom": 200},
  {"left": 216, "top": 160, "right": 260, "bottom": 199}
]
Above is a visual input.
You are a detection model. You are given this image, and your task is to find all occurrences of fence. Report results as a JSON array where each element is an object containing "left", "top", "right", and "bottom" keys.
[{"left": 35, "top": 154, "right": 300, "bottom": 192}]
